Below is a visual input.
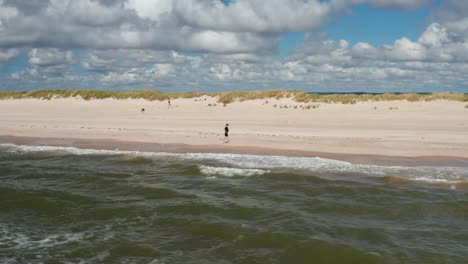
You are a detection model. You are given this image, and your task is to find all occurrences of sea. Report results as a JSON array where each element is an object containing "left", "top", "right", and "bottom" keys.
[{"left": 0, "top": 144, "right": 467, "bottom": 264}]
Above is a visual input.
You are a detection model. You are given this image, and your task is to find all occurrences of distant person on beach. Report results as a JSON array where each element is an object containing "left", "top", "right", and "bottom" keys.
[
  {"left": 168, "top": 100, "right": 171, "bottom": 108},
  {"left": 141, "top": 108, "right": 145, "bottom": 113},
  {"left": 224, "top": 124, "right": 230, "bottom": 143}
]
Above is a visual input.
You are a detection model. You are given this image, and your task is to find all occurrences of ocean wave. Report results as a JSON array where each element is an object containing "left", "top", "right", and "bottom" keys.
[
  {"left": 0, "top": 223, "right": 89, "bottom": 250},
  {"left": 1, "top": 143, "right": 467, "bottom": 184},
  {"left": 1, "top": 143, "right": 132, "bottom": 156},
  {"left": 199, "top": 165, "right": 269, "bottom": 177}
]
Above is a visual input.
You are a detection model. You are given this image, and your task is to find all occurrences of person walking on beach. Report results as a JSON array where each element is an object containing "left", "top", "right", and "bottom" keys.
[
  {"left": 168, "top": 99, "right": 171, "bottom": 108},
  {"left": 224, "top": 123, "right": 230, "bottom": 143}
]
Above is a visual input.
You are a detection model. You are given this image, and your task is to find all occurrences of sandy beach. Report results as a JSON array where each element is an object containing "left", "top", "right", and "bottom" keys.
[{"left": 0, "top": 97, "right": 467, "bottom": 164}]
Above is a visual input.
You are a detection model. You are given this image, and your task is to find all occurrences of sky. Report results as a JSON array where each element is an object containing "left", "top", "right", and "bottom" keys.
[{"left": 1, "top": 0, "right": 468, "bottom": 93}]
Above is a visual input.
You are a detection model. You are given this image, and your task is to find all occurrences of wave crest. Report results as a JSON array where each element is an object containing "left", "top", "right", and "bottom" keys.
[
  {"left": 1, "top": 143, "right": 467, "bottom": 184},
  {"left": 199, "top": 165, "right": 269, "bottom": 177}
]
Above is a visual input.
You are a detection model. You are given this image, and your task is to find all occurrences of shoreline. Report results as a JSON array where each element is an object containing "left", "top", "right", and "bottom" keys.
[
  {"left": 1, "top": 98, "right": 467, "bottom": 163},
  {"left": 2, "top": 135, "right": 468, "bottom": 167}
]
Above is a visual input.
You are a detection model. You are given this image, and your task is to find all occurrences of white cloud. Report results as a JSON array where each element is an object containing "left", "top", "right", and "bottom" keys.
[
  {"left": 124, "top": 0, "right": 173, "bottom": 20},
  {"left": 418, "top": 23, "right": 450, "bottom": 48},
  {"left": 0, "top": 0, "right": 330, "bottom": 54},
  {"left": 0, "top": 48, "right": 19, "bottom": 62},
  {"left": 0, "top": 0, "right": 18, "bottom": 19},
  {"left": 101, "top": 71, "right": 140, "bottom": 83},
  {"left": 175, "top": 0, "right": 330, "bottom": 33},
  {"left": 1, "top": 0, "right": 467, "bottom": 93},
  {"left": 365, "top": 0, "right": 432, "bottom": 10},
  {"left": 331, "top": 0, "right": 433, "bottom": 10},
  {"left": 436, "top": 0, "right": 468, "bottom": 44},
  {"left": 10, "top": 71, "right": 20, "bottom": 79},
  {"left": 152, "top": 63, "right": 175, "bottom": 76},
  {"left": 82, "top": 54, "right": 116, "bottom": 73},
  {"left": 29, "top": 48, "right": 73, "bottom": 66},
  {"left": 185, "top": 30, "right": 276, "bottom": 53},
  {"left": 350, "top": 42, "right": 379, "bottom": 59},
  {"left": 125, "top": 0, "right": 330, "bottom": 33},
  {"left": 381, "top": 37, "right": 427, "bottom": 61},
  {"left": 203, "top": 53, "right": 269, "bottom": 63},
  {"left": 348, "top": 23, "right": 468, "bottom": 62}
]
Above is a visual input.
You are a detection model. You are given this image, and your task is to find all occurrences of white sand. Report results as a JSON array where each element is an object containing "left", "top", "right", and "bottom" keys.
[{"left": 0, "top": 97, "right": 467, "bottom": 157}]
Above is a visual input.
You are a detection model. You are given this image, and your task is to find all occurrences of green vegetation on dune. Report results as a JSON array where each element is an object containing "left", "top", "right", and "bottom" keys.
[
  {"left": 0, "top": 90, "right": 206, "bottom": 101},
  {"left": 215, "top": 89, "right": 291, "bottom": 104},
  {"left": 0, "top": 89, "right": 466, "bottom": 104},
  {"left": 292, "top": 91, "right": 467, "bottom": 104}
]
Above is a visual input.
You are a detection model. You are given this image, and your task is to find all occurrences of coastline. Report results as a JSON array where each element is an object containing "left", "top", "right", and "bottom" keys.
[
  {"left": 2, "top": 135, "right": 468, "bottom": 167},
  {"left": 1, "top": 98, "right": 467, "bottom": 166}
]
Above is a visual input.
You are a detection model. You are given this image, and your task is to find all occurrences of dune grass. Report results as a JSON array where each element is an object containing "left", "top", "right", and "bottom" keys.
[
  {"left": 291, "top": 91, "right": 467, "bottom": 104},
  {"left": 215, "top": 89, "right": 292, "bottom": 104},
  {"left": 0, "top": 90, "right": 206, "bottom": 101},
  {"left": 0, "top": 89, "right": 466, "bottom": 104}
]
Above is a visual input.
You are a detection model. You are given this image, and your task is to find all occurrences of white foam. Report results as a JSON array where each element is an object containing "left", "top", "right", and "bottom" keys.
[
  {"left": 1, "top": 143, "right": 467, "bottom": 184},
  {"left": 0, "top": 223, "right": 89, "bottom": 250},
  {"left": 199, "top": 165, "right": 269, "bottom": 177},
  {"left": 1, "top": 143, "right": 136, "bottom": 156},
  {"left": 0, "top": 258, "right": 16, "bottom": 264},
  {"left": 182, "top": 152, "right": 468, "bottom": 183}
]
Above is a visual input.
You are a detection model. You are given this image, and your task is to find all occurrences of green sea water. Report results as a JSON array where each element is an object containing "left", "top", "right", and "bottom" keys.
[{"left": 0, "top": 144, "right": 467, "bottom": 264}]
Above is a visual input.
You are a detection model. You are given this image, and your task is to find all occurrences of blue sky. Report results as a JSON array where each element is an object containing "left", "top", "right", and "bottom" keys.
[
  {"left": 0, "top": 0, "right": 467, "bottom": 93},
  {"left": 279, "top": 1, "right": 441, "bottom": 57},
  {"left": 324, "top": 3, "right": 429, "bottom": 45}
]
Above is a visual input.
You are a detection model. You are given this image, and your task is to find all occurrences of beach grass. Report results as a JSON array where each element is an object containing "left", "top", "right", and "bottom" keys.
[
  {"left": 0, "top": 90, "right": 206, "bottom": 101},
  {"left": 0, "top": 89, "right": 466, "bottom": 104}
]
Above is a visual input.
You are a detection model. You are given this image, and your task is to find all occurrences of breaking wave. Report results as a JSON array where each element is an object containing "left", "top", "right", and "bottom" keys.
[
  {"left": 199, "top": 165, "right": 269, "bottom": 177},
  {"left": 1, "top": 143, "right": 467, "bottom": 185}
]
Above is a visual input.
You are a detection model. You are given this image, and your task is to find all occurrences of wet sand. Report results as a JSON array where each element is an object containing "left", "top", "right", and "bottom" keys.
[{"left": 1, "top": 135, "right": 467, "bottom": 167}]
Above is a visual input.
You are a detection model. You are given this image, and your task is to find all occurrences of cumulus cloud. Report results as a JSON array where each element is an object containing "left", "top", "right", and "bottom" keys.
[
  {"left": 2, "top": 0, "right": 51, "bottom": 15},
  {"left": 7, "top": 19, "right": 468, "bottom": 93},
  {"left": 167, "top": 0, "right": 330, "bottom": 33},
  {"left": 29, "top": 48, "right": 73, "bottom": 66},
  {"left": 0, "top": 48, "right": 20, "bottom": 62},
  {"left": 0, "top": 0, "right": 445, "bottom": 56},
  {"left": 0, "top": 0, "right": 330, "bottom": 54},
  {"left": 82, "top": 53, "right": 117, "bottom": 73},
  {"left": 437, "top": 0, "right": 468, "bottom": 21},
  {"left": 436, "top": 0, "right": 468, "bottom": 39},
  {"left": 203, "top": 53, "right": 271, "bottom": 63},
  {"left": 289, "top": 21, "right": 468, "bottom": 68},
  {"left": 82, "top": 49, "right": 197, "bottom": 75},
  {"left": 6, "top": 49, "right": 468, "bottom": 93},
  {"left": 349, "top": 23, "right": 468, "bottom": 62},
  {"left": 86, "top": 49, "right": 186, "bottom": 65},
  {"left": 331, "top": 0, "right": 433, "bottom": 10},
  {"left": 1, "top": 0, "right": 467, "bottom": 93},
  {"left": 291, "top": 33, "right": 352, "bottom": 65},
  {"left": 4, "top": 48, "right": 77, "bottom": 80},
  {"left": 281, "top": 19, "right": 468, "bottom": 91}
]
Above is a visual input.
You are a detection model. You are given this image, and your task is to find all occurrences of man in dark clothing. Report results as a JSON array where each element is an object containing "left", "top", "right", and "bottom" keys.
[{"left": 224, "top": 124, "right": 230, "bottom": 143}]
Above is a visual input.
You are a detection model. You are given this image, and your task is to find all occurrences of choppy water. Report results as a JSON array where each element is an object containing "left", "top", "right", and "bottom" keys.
[{"left": 0, "top": 144, "right": 467, "bottom": 264}]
